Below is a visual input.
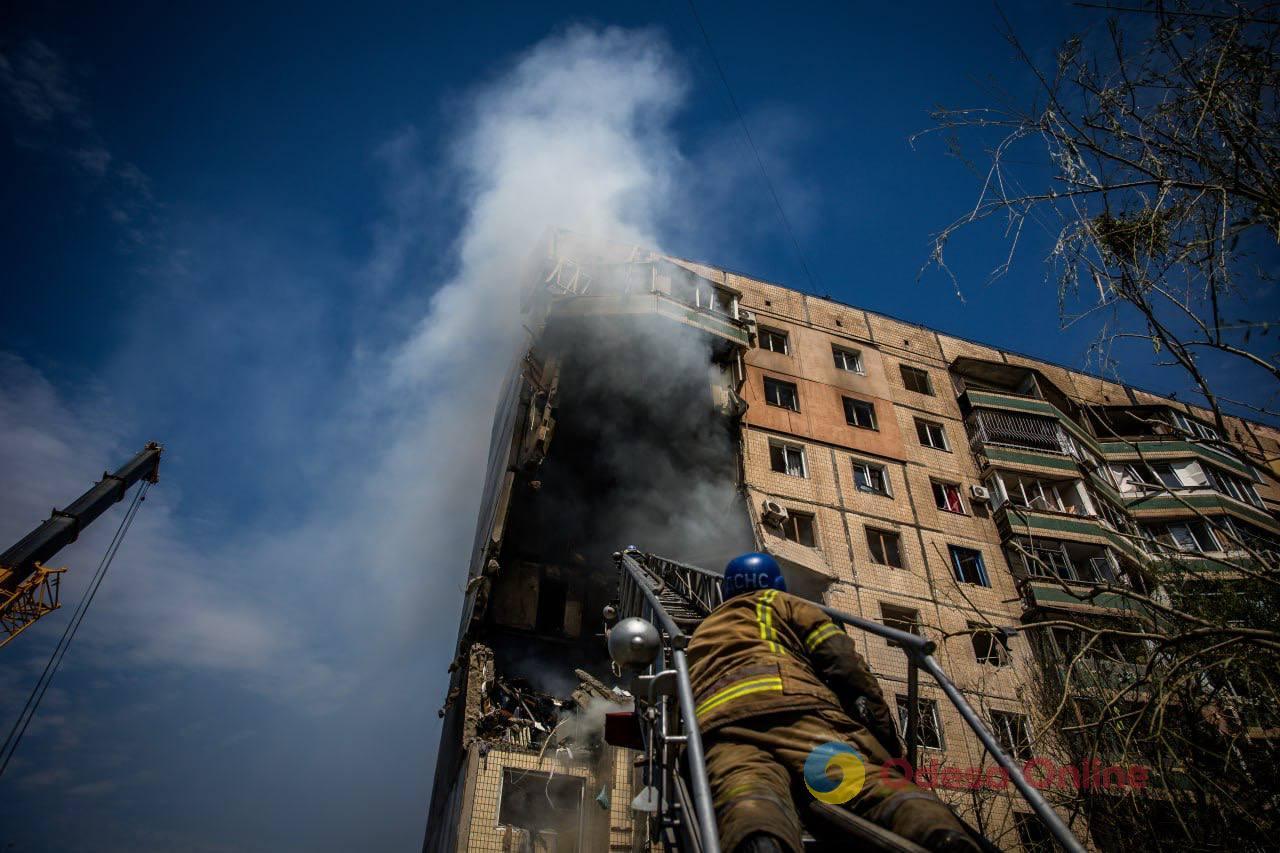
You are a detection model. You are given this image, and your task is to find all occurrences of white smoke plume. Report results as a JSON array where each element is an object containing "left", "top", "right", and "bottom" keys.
[{"left": 1, "top": 25, "right": 745, "bottom": 848}]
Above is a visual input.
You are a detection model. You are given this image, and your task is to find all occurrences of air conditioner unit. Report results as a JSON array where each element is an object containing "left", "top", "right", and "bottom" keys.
[
  {"left": 969, "top": 485, "right": 992, "bottom": 502},
  {"left": 761, "top": 499, "right": 788, "bottom": 522}
]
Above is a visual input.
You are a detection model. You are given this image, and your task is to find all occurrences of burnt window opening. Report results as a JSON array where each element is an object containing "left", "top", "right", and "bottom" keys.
[
  {"left": 970, "top": 621, "right": 1011, "bottom": 667},
  {"left": 759, "top": 327, "right": 790, "bottom": 355},
  {"left": 498, "top": 770, "right": 584, "bottom": 853},
  {"left": 880, "top": 603, "right": 920, "bottom": 647},
  {"left": 536, "top": 577, "right": 569, "bottom": 635},
  {"left": 900, "top": 365, "right": 934, "bottom": 395},
  {"left": 866, "top": 527, "right": 904, "bottom": 568},
  {"left": 843, "top": 397, "right": 877, "bottom": 430},
  {"left": 780, "top": 511, "right": 817, "bottom": 547},
  {"left": 764, "top": 377, "right": 800, "bottom": 412}
]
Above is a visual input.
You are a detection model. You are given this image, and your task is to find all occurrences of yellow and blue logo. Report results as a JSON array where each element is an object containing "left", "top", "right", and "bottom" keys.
[{"left": 803, "top": 741, "right": 866, "bottom": 804}]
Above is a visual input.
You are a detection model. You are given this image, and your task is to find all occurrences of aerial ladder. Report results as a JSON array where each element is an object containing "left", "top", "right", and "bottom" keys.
[
  {"left": 604, "top": 548, "right": 1086, "bottom": 853},
  {"left": 0, "top": 442, "right": 163, "bottom": 648}
]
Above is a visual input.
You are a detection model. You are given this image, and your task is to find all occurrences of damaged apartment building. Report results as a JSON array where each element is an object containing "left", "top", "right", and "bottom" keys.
[{"left": 423, "top": 231, "right": 1280, "bottom": 853}]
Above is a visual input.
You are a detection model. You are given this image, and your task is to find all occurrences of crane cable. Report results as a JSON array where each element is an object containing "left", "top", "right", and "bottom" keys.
[{"left": 0, "top": 479, "right": 151, "bottom": 778}]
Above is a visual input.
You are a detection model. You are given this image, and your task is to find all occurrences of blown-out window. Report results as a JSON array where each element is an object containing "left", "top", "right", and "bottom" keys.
[
  {"left": 853, "top": 459, "right": 891, "bottom": 496},
  {"left": 769, "top": 441, "right": 807, "bottom": 477},
  {"left": 949, "top": 546, "right": 989, "bottom": 586},
  {"left": 833, "top": 346, "right": 864, "bottom": 373},
  {"left": 896, "top": 695, "right": 944, "bottom": 750},
  {"left": 843, "top": 397, "right": 877, "bottom": 430},
  {"left": 764, "top": 377, "right": 799, "bottom": 411},
  {"left": 759, "top": 327, "right": 790, "bottom": 354},
  {"left": 900, "top": 365, "right": 934, "bottom": 395},
  {"left": 866, "top": 528, "right": 904, "bottom": 568}
]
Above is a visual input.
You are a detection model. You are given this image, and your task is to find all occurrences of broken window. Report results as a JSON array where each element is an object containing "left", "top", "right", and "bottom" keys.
[
  {"left": 536, "top": 577, "right": 568, "bottom": 636},
  {"left": 498, "top": 769, "right": 584, "bottom": 853},
  {"left": 1020, "top": 542, "right": 1075, "bottom": 581},
  {"left": 1014, "top": 813, "right": 1055, "bottom": 853},
  {"left": 1001, "top": 472, "right": 1069, "bottom": 513},
  {"left": 843, "top": 397, "right": 877, "bottom": 430},
  {"left": 1171, "top": 411, "right": 1219, "bottom": 441},
  {"left": 1126, "top": 461, "right": 1185, "bottom": 491},
  {"left": 769, "top": 441, "right": 806, "bottom": 477},
  {"left": 969, "top": 621, "right": 1010, "bottom": 667},
  {"left": 853, "top": 459, "right": 890, "bottom": 496},
  {"left": 781, "top": 511, "right": 817, "bottom": 547},
  {"left": 896, "top": 695, "right": 944, "bottom": 750},
  {"left": 764, "top": 377, "right": 799, "bottom": 411},
  {"left": 866, "top": 528, "right": 904, "bottom": 568},
  {"left": 880, "top": 603, "right": 921, "bottom": 647},
  {"left": 759, "top": 327, "right": 790, "bottom": 354},
  {"left": 990, "top": 711, "right": 1033, "bottom": 760},
  {"left": 1142, "top": 520, "right": 1219, "bottom": 554},
  {"left": 915, "top": 418, "right": 948, "bottom": 450},
  {"left": 948, "top": 546, "right": 989, "bottom": 586},
  {"left": 832, "top": 346, "right": 864, "bottom": 374},
  {"left": 1204, "top": 466, "right": 1264, "bottom": 508},
  {"left": 931, "top": 481, "right": 965, "bottom": 514},
  {"left": 900, "top": 365, "right": 934, "bottom": 395}
]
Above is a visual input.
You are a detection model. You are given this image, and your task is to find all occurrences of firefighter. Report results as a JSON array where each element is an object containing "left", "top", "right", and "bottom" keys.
[{"left": 687, "top": 552, "right": 980, "bottom": 853}]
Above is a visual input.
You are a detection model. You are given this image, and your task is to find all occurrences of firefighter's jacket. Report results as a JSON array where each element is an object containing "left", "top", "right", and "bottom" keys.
[{"left": 687, "top": 589, "right": 902, "bottom": 758}]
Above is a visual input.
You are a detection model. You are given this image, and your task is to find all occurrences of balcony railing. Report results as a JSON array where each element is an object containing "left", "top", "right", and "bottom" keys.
[{"left": 966, "top": 409, "right": 1071, "bottom": 456}]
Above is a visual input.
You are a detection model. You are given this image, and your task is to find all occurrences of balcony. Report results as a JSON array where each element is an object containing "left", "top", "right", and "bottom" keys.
[
  {"left": 1013, "top": 537, "right": 1118, "bottom": 584},
  {"left": 994, "top": 503, "right": 1148, "bottom": 565},
  {"left": 965, "top": 407, "right": 1071, "bottom": 457}
]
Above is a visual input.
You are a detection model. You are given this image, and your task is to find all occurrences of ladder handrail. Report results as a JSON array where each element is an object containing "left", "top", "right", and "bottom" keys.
[
  {"left": 816, "top": 604, "right": 1085, "bottom": 853},
  {"left": 618, "top": 551, "right": 720, "bottom": 853},
  {"left": 614, "top": 550, "right": 1086, "bottom": 853}
]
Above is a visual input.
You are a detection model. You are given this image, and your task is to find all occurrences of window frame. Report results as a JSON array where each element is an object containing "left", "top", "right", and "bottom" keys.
[
  {"left": 969, "top": 621, "right": 1011, "bottom": 667},
  {"left": 842, "top": 396, "right": 878, "bottom": 430},
  {"left": 866, "top": 527, "right": 905, "bottom": 568},
  {"left": 763, "top": 376, "right": 800, "bottom": 412},
  {"left": 880, "top": 603, "right": 921, "bottom": 647},
  {"left": 852, "top": 458, "right": 891, "bottom": 497},
  {"left": 768, "top": 440, "right": 807, "bottom": 478},
  {"left": 758, "top": 326, "right": 790, "bottom": 355},
  {"left": 780, "top": 510, "right": 817, "bottom": 548},
  {"left": 832, "top": 345, "right": 865, "bottom": 374},
  {"left": 931, "top": 480, "right": 966, "bottom": 515},
  {"left": 990, "top": 710, "right": 1034, "bottom": 761},
  {"left": 899, "top": 364, "right": 934, "bottom": 395},
  {"left": 915, "top": 418, "right": 949, "bottom": 450},
  {"left": 948, "top": 545, "right": 990, "bottom": 586},
  {"left": 895, "top": 695, "right": 945, "bottom": 750}
]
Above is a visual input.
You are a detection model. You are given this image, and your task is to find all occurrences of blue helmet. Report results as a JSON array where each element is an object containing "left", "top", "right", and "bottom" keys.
[{"left": 722, "top": 552, "right": 787, "bottom": 598}]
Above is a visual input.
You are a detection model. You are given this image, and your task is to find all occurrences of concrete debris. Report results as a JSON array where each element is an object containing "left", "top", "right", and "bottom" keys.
[{"left": 471, "top": 666, "right": 632, "bottom": 755}]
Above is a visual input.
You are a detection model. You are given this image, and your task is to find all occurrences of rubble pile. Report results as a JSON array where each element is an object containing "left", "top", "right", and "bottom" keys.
[
  {"left": 469, "top": 660, "right": 632, "bottom": 753},
  {"left": 475, "top": 675, "right": 562, "bottom": 749}
]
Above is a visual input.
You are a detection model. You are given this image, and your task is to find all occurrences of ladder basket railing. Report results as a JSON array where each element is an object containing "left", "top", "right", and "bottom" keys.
[
  {"left": 612, "top": 549, "right": 1085, "bottom": 853},
  {"left": 616, "top": 549, "right": 721, "bottom": 853}
]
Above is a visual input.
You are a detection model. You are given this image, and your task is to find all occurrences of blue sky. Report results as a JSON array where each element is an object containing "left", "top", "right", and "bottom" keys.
[{"left": 1, "top": 3, "right": 1271, "bottom": 851}]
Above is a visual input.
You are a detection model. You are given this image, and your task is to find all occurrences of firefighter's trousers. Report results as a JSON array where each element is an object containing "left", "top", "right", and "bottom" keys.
[{"left": 702, "top": 707, "right": 975, "bottom": 853}]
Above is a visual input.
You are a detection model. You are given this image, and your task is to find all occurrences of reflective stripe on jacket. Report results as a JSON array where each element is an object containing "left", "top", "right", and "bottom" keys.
[{"left": 686, "top": 589, "right": 903, "bottom": 758}]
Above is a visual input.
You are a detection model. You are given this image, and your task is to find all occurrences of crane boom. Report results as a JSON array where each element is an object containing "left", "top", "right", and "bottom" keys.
[{"left": 1, "top": 442, "right": 163, "bottom": 647}]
